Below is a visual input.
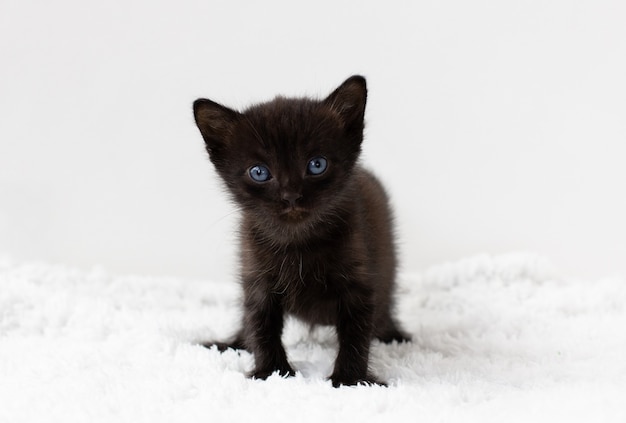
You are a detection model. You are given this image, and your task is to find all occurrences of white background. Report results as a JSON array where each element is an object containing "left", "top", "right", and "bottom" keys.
[{"left": 1, "top": 0, "right": 625, "bottom": 281}]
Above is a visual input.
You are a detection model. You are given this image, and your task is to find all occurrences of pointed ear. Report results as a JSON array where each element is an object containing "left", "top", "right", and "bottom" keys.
[
  {"left": 193, "top": 99, "right": 240, "bottom": 154},
  {"left": 324, "top": 75, "right": 367, "bottom": 132}
]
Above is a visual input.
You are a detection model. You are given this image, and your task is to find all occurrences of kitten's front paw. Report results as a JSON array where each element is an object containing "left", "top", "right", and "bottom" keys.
[
  {"left": 250, "top": 364, "right": 295, "bottom": 380},
  {"left": 330, "top": 372, "right": 387, "bottom": 388}
]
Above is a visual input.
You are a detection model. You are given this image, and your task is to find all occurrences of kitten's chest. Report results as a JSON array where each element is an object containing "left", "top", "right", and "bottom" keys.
[
  {"left": 265, "top": 248, "right": 343, "bottom": 324},
  {"left": 272, "top": 249, "right": 331, "bottom": 291}
]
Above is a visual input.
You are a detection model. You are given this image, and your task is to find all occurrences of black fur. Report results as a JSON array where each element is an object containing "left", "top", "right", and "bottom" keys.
[{"left": 193, "top": 76, "right": 409, "bottom": 387}]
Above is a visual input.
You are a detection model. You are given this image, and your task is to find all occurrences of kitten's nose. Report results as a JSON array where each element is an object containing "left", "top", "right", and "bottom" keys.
[{"left": 281, "top": 191, "right": 302, "bottom": 207}]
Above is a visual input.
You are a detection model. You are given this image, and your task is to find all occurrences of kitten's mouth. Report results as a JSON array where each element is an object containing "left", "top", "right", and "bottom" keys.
[{"left": 280, "top": 207, "right": 310, "bottom": 222}]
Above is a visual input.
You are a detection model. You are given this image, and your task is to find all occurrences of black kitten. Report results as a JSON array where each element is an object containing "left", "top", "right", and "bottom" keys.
[{"left": 193, "top": 76, "right": 409, "bottom": 387}]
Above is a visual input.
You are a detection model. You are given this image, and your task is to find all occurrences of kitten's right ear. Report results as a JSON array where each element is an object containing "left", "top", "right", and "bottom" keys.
[
  {"left": 193, "top": 99, "right": 241, "bottom": 154},
  {"left": 324, "top": 75, "right": 367, "bottom": 133}
]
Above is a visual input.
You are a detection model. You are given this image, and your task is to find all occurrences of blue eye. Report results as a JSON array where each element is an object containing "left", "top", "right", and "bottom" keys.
[
  {"left": 307, "top": 156, "right": 328, "bottom": 175},
  {"left": 249, "top": 164, "right": 271, "bottom": 182}
]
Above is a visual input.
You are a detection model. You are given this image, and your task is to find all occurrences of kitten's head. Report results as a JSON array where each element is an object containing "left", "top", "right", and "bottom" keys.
[{"left": 193, "top": 76, "right": 367, "bottom": 242}]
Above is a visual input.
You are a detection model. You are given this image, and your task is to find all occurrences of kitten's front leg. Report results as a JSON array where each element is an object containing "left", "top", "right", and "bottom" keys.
[
  {"left": 330, "top": 293, "right": 384, "bottom": 387},
  {"left": 244, "top": 284, "right": 295, "bottom": 379}
]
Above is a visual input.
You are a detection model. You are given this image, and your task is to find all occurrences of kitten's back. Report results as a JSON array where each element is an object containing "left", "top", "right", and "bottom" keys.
[{"left": 354, "top": 166, "right": 398, "bottom": 320}]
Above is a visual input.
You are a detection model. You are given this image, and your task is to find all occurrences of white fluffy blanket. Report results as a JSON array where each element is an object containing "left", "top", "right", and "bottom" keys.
[{"left": 1, "top": 254, "right": 624, "bottom": 422}]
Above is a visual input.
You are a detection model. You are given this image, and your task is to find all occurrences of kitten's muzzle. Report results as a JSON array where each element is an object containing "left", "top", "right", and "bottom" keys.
[
  {"left": 280, "top": 207, "right": 309, "bottom": 221},
  {"left": 280, "top": 191, "right": 309, "bottom": 221}
]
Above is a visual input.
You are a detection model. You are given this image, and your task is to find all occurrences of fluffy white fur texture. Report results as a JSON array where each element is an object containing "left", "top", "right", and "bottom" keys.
[{"left": 1, "top": 254, "right": 624, "bottom": 423}]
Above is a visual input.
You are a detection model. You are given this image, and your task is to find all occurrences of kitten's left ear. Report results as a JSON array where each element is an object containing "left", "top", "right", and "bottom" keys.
[
  {"left": 193, "top": 98, "right": 241, "bottom": 156},
  {"left": 324, "top": 75, "right": 367, "bottom": 133}
]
